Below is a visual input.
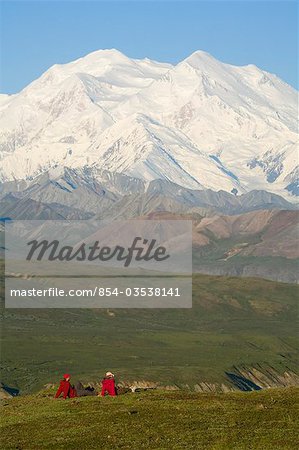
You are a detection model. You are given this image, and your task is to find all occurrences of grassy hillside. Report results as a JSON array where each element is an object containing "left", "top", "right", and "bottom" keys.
[
  {"left": 1, "top": 388, "right": 298, "bottom": 449},
  {"left": 1, "top": 270, "right": 298, "bottom": 393}
]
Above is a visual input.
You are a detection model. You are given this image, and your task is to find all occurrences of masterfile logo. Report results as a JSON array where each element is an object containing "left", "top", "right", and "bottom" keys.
[
  {"left": 5, "top": 220, "right": 192, "bottom": 308},
  {"left": 26, "top": 237, "right": 170, "bottom": 266}
]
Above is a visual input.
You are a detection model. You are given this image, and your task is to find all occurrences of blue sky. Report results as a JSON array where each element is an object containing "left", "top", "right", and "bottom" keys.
[{"left": 0, "top": 1, "right": 297, "bottom": 93}]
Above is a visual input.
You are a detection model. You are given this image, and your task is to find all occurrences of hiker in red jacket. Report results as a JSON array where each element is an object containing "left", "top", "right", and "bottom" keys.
[
  {"left": 101, "top": 371, "right": 116, "bottom": 397},
  {"left": 55, "top": 374, "right": 77, "bottom": 399}
]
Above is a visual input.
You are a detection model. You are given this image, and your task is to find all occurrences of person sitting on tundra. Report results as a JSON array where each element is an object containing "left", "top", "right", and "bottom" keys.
[
  {"left": 55, "top": 374, "right": 77, "bottom": 399},
  {"left": 101, "top": 371, "right": 116, "bottom": 397}
]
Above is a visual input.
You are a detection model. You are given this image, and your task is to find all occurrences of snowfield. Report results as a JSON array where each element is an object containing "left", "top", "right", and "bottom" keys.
[{"left": 0, "top": 48, "right": 298, "bottom": 199}]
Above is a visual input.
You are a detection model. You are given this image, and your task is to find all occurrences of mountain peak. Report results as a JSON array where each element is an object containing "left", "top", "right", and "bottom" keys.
[
  {"left": 183, "top": 50, "right": 217, "bottom": 67},
  {"left": 187, "top": 50, "right": 214, "bottom": 59},
  {"left": 72, "top": 48, "right": 132, "bottom": 66},
  {"left": 84, "top": 48, "right": 127, "bottom": 58}
]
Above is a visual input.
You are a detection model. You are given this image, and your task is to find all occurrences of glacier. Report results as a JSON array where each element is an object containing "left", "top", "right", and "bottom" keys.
[{"left": 0, "top": 48, "right": 298, "bottom": 200}]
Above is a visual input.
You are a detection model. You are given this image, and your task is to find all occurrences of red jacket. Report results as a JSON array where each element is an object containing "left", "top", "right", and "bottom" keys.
[
  {"left": 55, "top": 380, "right": 77, "bottom": 399},
  {"left": 101, "top": 378, "right": 116, "bottom": 396}
]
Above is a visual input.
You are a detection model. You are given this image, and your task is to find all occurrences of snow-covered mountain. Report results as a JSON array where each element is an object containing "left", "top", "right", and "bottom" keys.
[{"left": 0, "top": 49, "right": 298, "bottom": 199}]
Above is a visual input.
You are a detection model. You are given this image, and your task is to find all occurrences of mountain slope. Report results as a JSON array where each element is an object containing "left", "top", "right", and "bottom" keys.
[{"left": 0, "top": 168, "right": 295, "bottom": 221}]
